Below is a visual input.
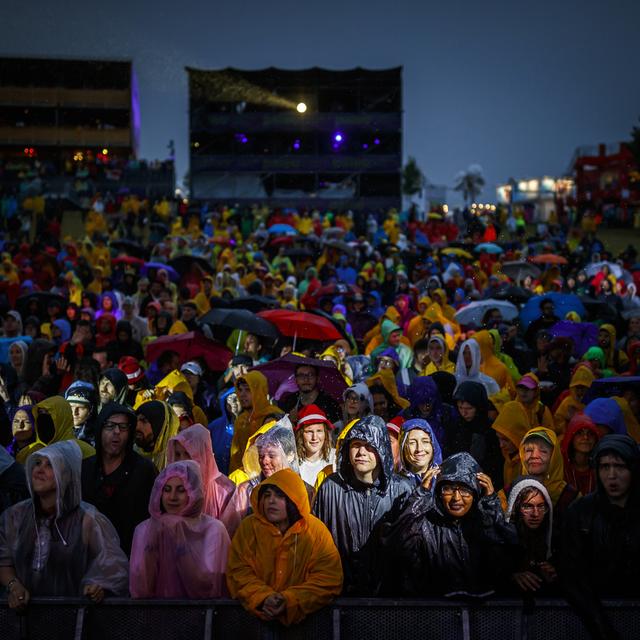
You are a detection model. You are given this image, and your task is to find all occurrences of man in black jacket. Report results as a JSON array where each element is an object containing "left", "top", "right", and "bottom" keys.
[
  {"left": 561, "top": 434, "right": 640, "bottom": 640},
  {"left": 81, "top": 402, "right": 157, "bottom": 555}
]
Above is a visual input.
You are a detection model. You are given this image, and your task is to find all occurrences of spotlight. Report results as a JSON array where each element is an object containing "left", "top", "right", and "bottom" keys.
[
  {"left": 296, "top": 102, "right": 307, "bottom": 113},
  {"left": 373, "top": 138, "right": 380, "bottom": 145},
  {"left": 293, "top": 140, "right": 301, "bottom": 150},
  {"left": 334, "top": 133, "right": 343, "bottom": 143}
]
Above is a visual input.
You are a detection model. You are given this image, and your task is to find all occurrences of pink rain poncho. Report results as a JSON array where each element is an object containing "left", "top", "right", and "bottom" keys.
[
  {"left": 166, "top": 424, "right": 236, "bottom": 528},
  {"left": 0, "top": 440, "right": 129, "bottom": 597},
  {"left": 129, "top": 460, "right": 231, "bottom": 599}
]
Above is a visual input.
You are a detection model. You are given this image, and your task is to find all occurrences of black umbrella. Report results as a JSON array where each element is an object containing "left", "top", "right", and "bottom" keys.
[
  {"left": 322, "top": 239, "right": 356, "bottom": 256},
  {"left": 111, "top": 239, "right": 149, "bottom": 259},
  {"left": 16, "top": 292, "right": 67, "bottom": 319},
  {"left": 215, "top": 295, "right": 280, "bottom": 313},
  {"left": 283, "top": 247, "right": 315, "bottom": 260},
  {"left": 579, "top": 295, "right": 619, "bottom": 324},
  {"left": 494, "top": 286, "right": 532, "bottom": 304},
  {"left": 168, "top": 255, "right": 216, "bottom": 275},
  {"left": 199, "top": 308, "right": 279, "bottom": 339}
]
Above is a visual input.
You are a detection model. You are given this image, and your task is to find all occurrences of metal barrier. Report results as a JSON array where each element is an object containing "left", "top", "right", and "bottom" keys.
[{"left": 1, "top": 597, "right": 639, "bottom": 640}]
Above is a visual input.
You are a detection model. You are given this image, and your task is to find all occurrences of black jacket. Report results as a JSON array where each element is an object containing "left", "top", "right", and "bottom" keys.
[
  {"left": 0, "top": 453, "right": 29, "bottom": 515},
  {"left": 81, "top": 402, "right": 157, "bottom": 555},
  {"left": 313, "top": 415, "right": 414, "bottom": 595}
]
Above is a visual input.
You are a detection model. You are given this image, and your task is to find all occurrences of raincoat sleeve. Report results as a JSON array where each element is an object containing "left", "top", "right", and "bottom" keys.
[
  {"left": 279, "top": 519, "right": 343, "bottom": 626},
  {"left": 81, "top": 507, "right": 129, "bottom": 595},
  {"left": 129, "top": 520, "right": 159, "bottom": 598}
]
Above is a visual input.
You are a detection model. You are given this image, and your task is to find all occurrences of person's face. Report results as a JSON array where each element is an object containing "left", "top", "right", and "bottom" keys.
[
  {"left": 259, "top": 445, "right": 286, "bottom": 477},
  {"left": 69, "top": 402, "right": 90, "bottom": 427},
  {"left": 226, "top": 392, "right": 241, "bottom": 417},
  {"left": 572, "top": 384, "right": 588, "bottom": 403},
  {"left": 598, "top": 329, "right": 611, "bottom": 348},
  {"left": 31, "top": 456, "right": 56, "bottom": 495},
  {"left": 490, "top": 311, "right": 503, "bottom": 325},
  {"left": 463, "top": 345, "right": 473, "bottom": 369},
  {"left": 629, "top": 317, "right": 640, "bottom": 335},
  {"left": 102, "top": 297, "right": 113, "bottom": 311},
  {"left": 428, "top": 341, "right": 444, "bottom": 364},
  {"left": 172, "top": 440, "right": 190, "bottom": 461},
  {"left": 236, "top": 381, "right": 253, "bottom": 411},
  {"left": 414, "top": 349, "right": 429, "bottom": 368},
  {"left": 372, "top": 392, "right": 388, "bottom": 418},
  {"left": 345, "top": 391, "right": 361, "bottom": 417},
  {"left": 388, "top": 330, "right": 402, "bottom": 347},
  {"left": 536, "top": 336, "right": 550, "bottom": 352},
  {"left": 182, "top": 306, "right": 196, "bottom": 322},
  {"left": 99, "top": 378, "right": 116, "bottom": 405},
  {"left": 161, "top": 476, "right": 189, "bottom": 514},
  {"left": 516, "top": 385, "right": 537, "bottom": 406},
  {"left": 4, "top": 316, "right": 18, "bottom": 335},
  {"left": 9, "top": 344, "right": 23, "bottom": 370},
  {"left": 523, "top": 438, "right": 553, "bottom": 477},
  {"left": 496, "top": 432, "right": 518, "bottom": 457},
  {"left": 12, "top": 409, "right": 32, "bottom": 443},
  {"left": 572, "top": 428, "right": 597, "bottom": 455},
  {"left": 117, "top": 330, "right": 129, "bottom": 342},
  {"left": 598, "top": 454, "right": 632, "bottom": 503},
  {"left": 135, "top": 414, "right": 155, "bottom": 448},
  {"left": 101, "top": 414, "right": 131, "bottom": 458},
  {"left": 231, "top": 363, "right": 249, "bottom": 381},
  {"left": 302, "top": 423, "right": 326, "bottom": 457},
  {"left": 243, "top": 334, "right": 260, "bottom": 356},
  {"left": 519, "top": 490, "right": 548, "bottom": 530},
  {"left": 404, "top": 430, "right": 434, "bottom": 473},
  {"left": 349, "top": 439, "right": 378, "bottom": 476},
  {"left": 295, "top": 366, "right": 318, "bottom": 393},
  {"left": 456, "top": 400, "right": 477, "bottom": 422},
  {"left": 377, "top": 356, "right": 396, "bottom": 371},
  {"left": 260, "top": 487, "right": 288, "bottom": 529},
  {"left": 542, "top": 303, "right": 554, "bottom": 318},
  {"left": 439, "top": 483, "right": 474, "bottom": 518}
]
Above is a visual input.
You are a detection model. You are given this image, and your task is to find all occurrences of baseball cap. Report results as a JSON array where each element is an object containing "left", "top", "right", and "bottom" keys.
[
  {"left": 180, "top": 361, "right": 203, "bottom": 377},
  {"left": 516, "top": 374, "right": 538, "bottom": 390}
]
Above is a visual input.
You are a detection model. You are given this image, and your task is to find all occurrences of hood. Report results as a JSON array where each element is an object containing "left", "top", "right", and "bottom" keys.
[
  {"left": 343, "top": 382, "right": 374, "bottom": 413},
  {"left": 217, "top": 387, "right": 236, "bottom": 422},
  {"left": 456, "top": 338, "right": 482, "bottom": 378},
  {"left": 149, "top": 460, "right": 204, "bottom": 519},
  {"left": 435, "top": 452, "right": 481, "bottom": 496},
  {"left": 366, "top": 369, "right": 410, "bottom": 410},
  {"left": 52, "top": 318, "right": 71, "bottom": 343},
  {"left": 519, "top": 427, "right": 566, "bottom": 506},
  {"left": 168, "top": 423, "right": 222, "bottom": 480},
  {"left": 26, "top": 440, "right": 83, "bottom": 518},
  {"left": 591, "top": 434, "right": 640, "bottom": 500},
  {"left": 250, "top": 468, "right": 311, "bottom": 523},
  {"left": 599, "top": 323, "right": 617, "bottom": 367},
  {"left": 237, "top": 370, "right": 279, "bottom": 418},
  {"left": 452, "top": 380, "right": 489, "bottom": 411},
  {"left": 584, "top": 398, "right": 627, "bottom": 435},
  {"left": 570, "top": 365, "right": 595, "bottom": 390},
  {"left": 492, "top": 400, "right": 532, "bottom": 450},
  {"left": 407, "top": 376, "right": 442, "bottom": 411},
  {"left": 473, "top": 330, "right": 495, "bottom": 362},
  {"left": 155, "top": 369, "right": 194, "bottom": 403},
  {"left": 36, "top": 396, "right": 75, "bottom": 444},
  {"left": 101, "top": 368, "right": 129, "bottom": 404},
  {"left": 338, "top": 414, "right": 394, "bottom": 489},
  {"left": 561, "top": 413, "right": 601, "bottom": 467},
  {"left": 94, "top": 402, "right": 137, "bottom": 459},
  {"left": 399, "top": 418, "right": 443, "bottom": 471},
  {"left": 583, "top": 346, "right": 605, "bottom": 369},
  {"left": 137, "top": 400, "right": 180, "bottom": 461},
  {"left": 381, "top": 318, "right": 402, "bottom": 342},
  {"left": 242, "top": 420, "right": 299, "bottom": 480}
]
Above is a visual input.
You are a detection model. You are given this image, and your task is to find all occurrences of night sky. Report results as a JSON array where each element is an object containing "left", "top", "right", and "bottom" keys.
[{"left": 2, "top": 0, "right": 639, "bottom": 203}]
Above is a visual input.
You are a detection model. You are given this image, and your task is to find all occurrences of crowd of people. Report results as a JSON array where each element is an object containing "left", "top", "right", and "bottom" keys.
[{"left": 0, "top": 197, "right": 639, "bottom": 639}]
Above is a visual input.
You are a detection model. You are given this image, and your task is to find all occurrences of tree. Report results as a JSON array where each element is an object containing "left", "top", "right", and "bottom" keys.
[
  {"left": 402, "top": 157, "right": 425, "bottom": 197},
  {"left": 630, "top": 117, "right": 640, "bottom": 167},
  {"left": 454, "top": 164, "right": 485, "bottom": 205}
]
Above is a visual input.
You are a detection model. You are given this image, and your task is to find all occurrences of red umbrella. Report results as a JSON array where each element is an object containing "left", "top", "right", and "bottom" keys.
[
  {"left": 258, "top": 309, "right": 343, "bottom": 341},
  {"left": 530, "top": 254, "right": 568, "bottom": 265},
  {"left": 112, "top": 256, "right": 145, "bottom": 268},
  {"left": 269, "top": 236, "right": 294, "bottom": 247},
  {"left": 312, "top": 283, "right": 363, "bottom": 298},
  {"left": 145, "top": 332, "right": 231, "bottom": 372}
]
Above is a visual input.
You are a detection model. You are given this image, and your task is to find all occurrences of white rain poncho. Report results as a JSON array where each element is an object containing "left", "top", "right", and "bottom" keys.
[{"left": 0, "top": 440, "right": 129, "bottom": 596}]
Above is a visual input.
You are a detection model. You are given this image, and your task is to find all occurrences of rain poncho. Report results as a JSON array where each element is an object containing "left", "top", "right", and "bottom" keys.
[
  {"left": 492, "top": 402, "right": 532, "bottom": 487},
  {"left": 553, "top": 366, "right": 595, "bottom": 438},
  {"left": 369, "top": 319, "right": 413, "bottom": 369},
  {"left": 16, "top": 396, "right": 96, "bottom": 465},
  {"left": 560, "top": 414, "right": 601, "bottom": 496},
  {"left": 313, "top": 415, "right": 414, "bottom": 595},
  {"left": 366, "top": 368, "right": 410, "bottom": 412},
  {"left": 130, "top": 460, "right": 230, "bottom": 598},
  {"left": 599, "top": 323, "right": 629, "bottom": 373},
  {"left": 99, "top": 367, "right": 130, "bottom": 408},
  {"left": 488, "top": 329, "right": 521, "bottom": 382},
  {"left": 398, "top": 418, "right": 443, "bottom": 486},
  {"left": 0, "top": 441, "right": 129, "bottom": 596},
  {"left": 422, "top": 335, "right": 455, "bottom": 375},
  {"left": 584, "top": 397, "right": 627, "bottom": 435},
  {"left": 403, "top": 376, "right": 451, "bottom": 445},
  {"left": 167, "top": 424, "right": 236, "bottom": 525},
  {"left": 454, "top": 338, "right": 500, "bottom": 396},
  {"left": 473, "top": 330, "right": 516, "bottom": 398},
  {"left": 135, "top": 400, "right": 180, "bottom": 471},
  {"left": 227, "top": 469, "right": 343, "bottom": 625},
  {"left": 0, "top": 446, "right": 28, "bottom": 515}
]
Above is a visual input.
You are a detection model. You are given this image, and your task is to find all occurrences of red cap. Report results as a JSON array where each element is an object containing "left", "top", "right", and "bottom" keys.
[
  {"left": 295, "top": 404, "right": 335, "bottom": 431},
  {"left": 118, "top": 356, "right": 145, "bottom": 384}
]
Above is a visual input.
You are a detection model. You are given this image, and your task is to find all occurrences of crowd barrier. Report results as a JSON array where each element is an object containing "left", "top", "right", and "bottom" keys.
[{"left": 1, "top": 597, "right": 639, "bottom": 640}]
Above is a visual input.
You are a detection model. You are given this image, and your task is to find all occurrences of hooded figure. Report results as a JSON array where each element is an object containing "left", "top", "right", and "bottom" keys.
[
  {"left": 229, "top": 371, "right": 283, "bottom": 473},
  {"left": 381, "top": 452, "right": 517, "bottom": 598},
  {"left": 16, "top": 397, "right": 96, "bottom": 465},
  {"left": 403, "top": 376, "right": 453, "bottom": 445},
  {"left": 106, "top": 320, "right": 144, "bottom": 364},
  {"left": 313, "top": 415, "right": 414, "bottom": 595},
  {"left": 99, "top": 368, "right": 130, "bottom": 409},
  {"left": 560, "top": 434, "right": 640, "bottom": 639},
  {"left": 454, "top": 338, "right": 500, "bottom": 396},
  {"left": 423, "top": 334, "right": 455, "bottom": 375},
  {"left": 369, "top": 319, "right": 414, "bottom": 369},
  {"left": 336, "top": 382, "right": 373, "bottom": 433},
  {"left": 492, "top": 401, "right": 532, "bottom": 487},
  {"left": 167, "top": 424, "right": 236, "bottom": 526},
  {"left": 598, "top": 323, "right": 629, "bottom": 373},
  {"left": 64, "top": 380, "right": 99, "bottom": 446},
  {"left": 130, "top": 460, "right": 230, "bottom": 598},
  {"left": 135, "top": 400, "right": 180, "bottom": 471},
  {"left": 206, "top": 387, "right": 236, "bottom": 476},
  {"left": 0, "top": 446, "right": 28, "bottom": 515},
  {"left": 227, "top": 469, "right": 343, "bottom": 626},
  {"left": 553, "top": 366, "right": 595, "bottom": 439},
  {"left": 560, "top": 413, "right": 601, "bottom": 496},
  {"left": 0, "top": 441, "right": 129, "bottom": 597},
  {"left": 398, "top": 418, "right": 443, "bottom": 486},
  {"left": 584, "top": 397, "right": 628, "bottom": 436},
  {"left": 473, "top": 330, "right": 517, "bottom": 397}
]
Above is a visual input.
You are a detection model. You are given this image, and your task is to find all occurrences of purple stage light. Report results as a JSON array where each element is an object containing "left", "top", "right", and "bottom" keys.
[
  {"left": 293, "top": 139, "right": 301, "bottom": 150},
  {"left": 334, "top": 133, "right": 343, "bottom": 143},
  {"left": 235, "top": 133, "right": 249, "bottom": 144},
  {"left": 362, "top": 143, "right": 369, "bottom": 149},
  {"left": 373, "top": 138, "right": 380, "bottom": 145}
]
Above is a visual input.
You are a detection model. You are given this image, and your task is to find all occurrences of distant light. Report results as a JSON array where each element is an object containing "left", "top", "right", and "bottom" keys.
[
  {"left": 235, "top": 133, "right": 248, "bottom": 144},
  {"left": 373, "top": 138, "right": 380, "bottom": 145},
  {"left": 193, "top": 142, "right": 200, "bottom": 148},
  {"left": 102, "top": 148, "right": 108, "bottom": 155},
  {"left": 443, "top": 204, "right": 449, "bottom": 213},
  {"left": 334, "top": 133, "right": 343, "bottom": 142},
  {"left": 362, "top": 143, "right": 369, "bottom": 149},
  {"left": 293, "top": 140, "right": 301, "bottom": 150},
  {"left": 296, "top": 102, "right": 307, "bottom": 113}
]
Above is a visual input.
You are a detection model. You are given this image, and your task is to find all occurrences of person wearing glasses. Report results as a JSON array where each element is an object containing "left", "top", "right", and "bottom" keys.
[
  {"left": 81, "top": 402, "right": 157, "bottom": 555},
  {"left": 382, "top": 452, "right": 517, "bottom": 598}
]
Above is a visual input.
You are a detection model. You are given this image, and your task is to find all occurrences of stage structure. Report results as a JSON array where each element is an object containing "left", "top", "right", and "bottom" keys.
[{"left": 187, "top": 67, "right": 402, "bottom": 210}]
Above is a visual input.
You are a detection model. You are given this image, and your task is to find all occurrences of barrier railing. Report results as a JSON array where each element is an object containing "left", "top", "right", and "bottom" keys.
[{"left": 2, "top": 597, "right": 639, "bottom": 640}]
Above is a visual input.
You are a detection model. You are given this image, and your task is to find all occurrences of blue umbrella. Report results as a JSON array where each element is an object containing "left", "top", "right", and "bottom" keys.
[
  {"left": 550, "top": 320, "right": 598, "bottom": 357},
  {"left": 141, "top": 262, "right": 180, "bottom": 283},
  {"left": 519, "top": 293, "right": 586, "bottom": 329},
  {"left": 474, "top": 242, "right": 503, "bottom": 254},
  {"left": 268, "top": 224, "right": 298, "bottom": 235}
]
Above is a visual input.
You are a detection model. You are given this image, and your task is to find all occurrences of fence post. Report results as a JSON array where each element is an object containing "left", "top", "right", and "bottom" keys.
[
  {"left": 74, "top": 606, "right": 85, "bottom": 640},
  {"left": 460, "top": 607, "right": 471, "bottom": 640},
  {"left": 203, "top": 608, "right": 214, "bottom": 640},
  {"left": 331, "top": 606, "right": 341, "bottom": 640}
]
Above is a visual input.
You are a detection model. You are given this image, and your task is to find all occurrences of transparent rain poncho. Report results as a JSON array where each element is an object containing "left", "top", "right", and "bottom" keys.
[{"left": 0, "top": 440, "right": 129, "bottom": 596}]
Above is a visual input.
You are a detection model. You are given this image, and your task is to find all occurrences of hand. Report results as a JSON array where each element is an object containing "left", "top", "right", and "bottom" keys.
[
  {"left": 421, "top": 466, "right": 440, "bottom": 490},
  {"left": 142, "top": 389, "right": 155, "bottom": 400},
  {"left": 512, "top": 571, "right": 542, "bottom": 592},
  {"left": 83, "top": 583, "right": 105, "bottom": 604},
  {"left": 537, "top": 562, "right": 557, "bottom": 583},
  {"left": 7, "top": 579, "right": 30, "bottom": 610},
  {"left": 55, "top": 356, "right": 70, "bottom": 375},
  {"left": 262, "top": 593, "right": 286, "bottom": 620},
  {"left": 0, "top": 377, "right": 9, "bottom": 402},
  {"left": 476, "top": 472, "right": 494, "bottom": 496}
]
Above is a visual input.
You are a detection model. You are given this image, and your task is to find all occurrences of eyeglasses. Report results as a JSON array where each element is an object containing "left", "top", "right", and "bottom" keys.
[
  {"left": 440, "top": 485, "right": 473, "bottom": 498},
  {"left": 520, "top": 503, "right": 548, "bottom": 514},
  {"left": 295, "top": 372, "right": 316, "bottom": 380},
  {"left": 103, "top": 421, "right": 129, "bottom": 433}
]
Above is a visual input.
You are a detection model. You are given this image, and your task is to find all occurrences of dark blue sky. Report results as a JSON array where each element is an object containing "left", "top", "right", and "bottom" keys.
[{"left": 2, "top": 0, "right": 639, "bottom": 201}]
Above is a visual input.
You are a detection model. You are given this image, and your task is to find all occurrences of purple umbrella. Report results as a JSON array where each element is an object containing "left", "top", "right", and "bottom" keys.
[
  {"left": 253, "top": 353, "right": 348, "bottom": 402},
  {"left": 550, "top": 320, "right": 598, "bottom": 357},
  {"left": 141, "top": 262, "right": 180, "bottom": 283}
]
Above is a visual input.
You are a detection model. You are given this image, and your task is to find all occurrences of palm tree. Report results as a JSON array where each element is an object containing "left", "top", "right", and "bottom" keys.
[{"left": 454, "top": 164, "right": 485, "bottom": 205}]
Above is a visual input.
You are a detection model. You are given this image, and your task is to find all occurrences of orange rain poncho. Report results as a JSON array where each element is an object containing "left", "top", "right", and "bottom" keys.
[
  {"left": 491, "top": 402, "right": 531, "bottom": 487},
  {"left": 553, "top": 367, "right": 595, "bottom": 439},
  {"left": 473, "top": 330, "right": 516, "bottom": 398}
]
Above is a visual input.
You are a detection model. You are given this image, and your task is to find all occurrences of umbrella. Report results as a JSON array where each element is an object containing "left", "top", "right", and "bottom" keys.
[
  {"left": 258, "top": 309, "right": 343, "bottom": 341},
  {"left": 501, "top": 261, "right": 541, "bottom": 283},
  {"left": 253, "top": 353, "right": 348, "bottom": 402},
  {"left": 308, "top": 309, "right": 350, "bottom": 340},
  {"left": 323, "top": 239, "right": 357, "bottom": 256},
  {"left": 519, "top": 293, "right": 586, "bottom": 329},
  {"left": 216, "top": 295, "right": 280, "bottom": 313},
  {"left": 269, "top": 236, "right": 294, "bottom": 247},
  {"left": 453, "top": 299, "right": 519, "bottom": 326},
  {"left": 168, "top": 255, "right": 216, "bottom": 275},
  {"left": 493, "top": 286, "right": 533, "bottom": 304},
  {"left": 441, "top": 247, "right": 473, "bottom": 259},
  {"left": 16, "top": 292, "right": 67, "bottom": 318},
  {"left": 145, "top": 332, "right": 231, "bottom": 372},
  {"left": 550, "top": 320, "right": 599, "bottom": 357},
  {"left": 313, "top": 283, "right": 362, "bottom": 298},
  {"left": 267, "top": 224, "right": 298, "bottom": 236},
  {"left": 585, "top": 261, "right": 624, "bottom": 279},
  {"left": 111, "top": 239, "right": 147, "bottom": 257},
  {"left": 579, "top": 295, "right": 620, "bottom": 324},
  {"left": 474, "top": 242, "right": 503, "bottom": 254},
  {"left": 322, "top": 227, "right": 347, "bottom": 239},
  {"left": 199, "top": 308, "right": 279, "bottom": 339},
  {"left": 141, "top": 262, "right": 180, "bottom": 283},
  {"left": 530, "top": 254, "right": 568, "bottom": 265},
  {"left": 584, "top": 376, "right": 640, "bottom": 404},
  {"left": 427, "top": 212, "right": 443, "bottom": 220},
  {"left": 283, "top": 247, "right": 315, "bottom": 260},
  {"left": 111, "top": 256, "right": 145, "bottom": 268}
]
